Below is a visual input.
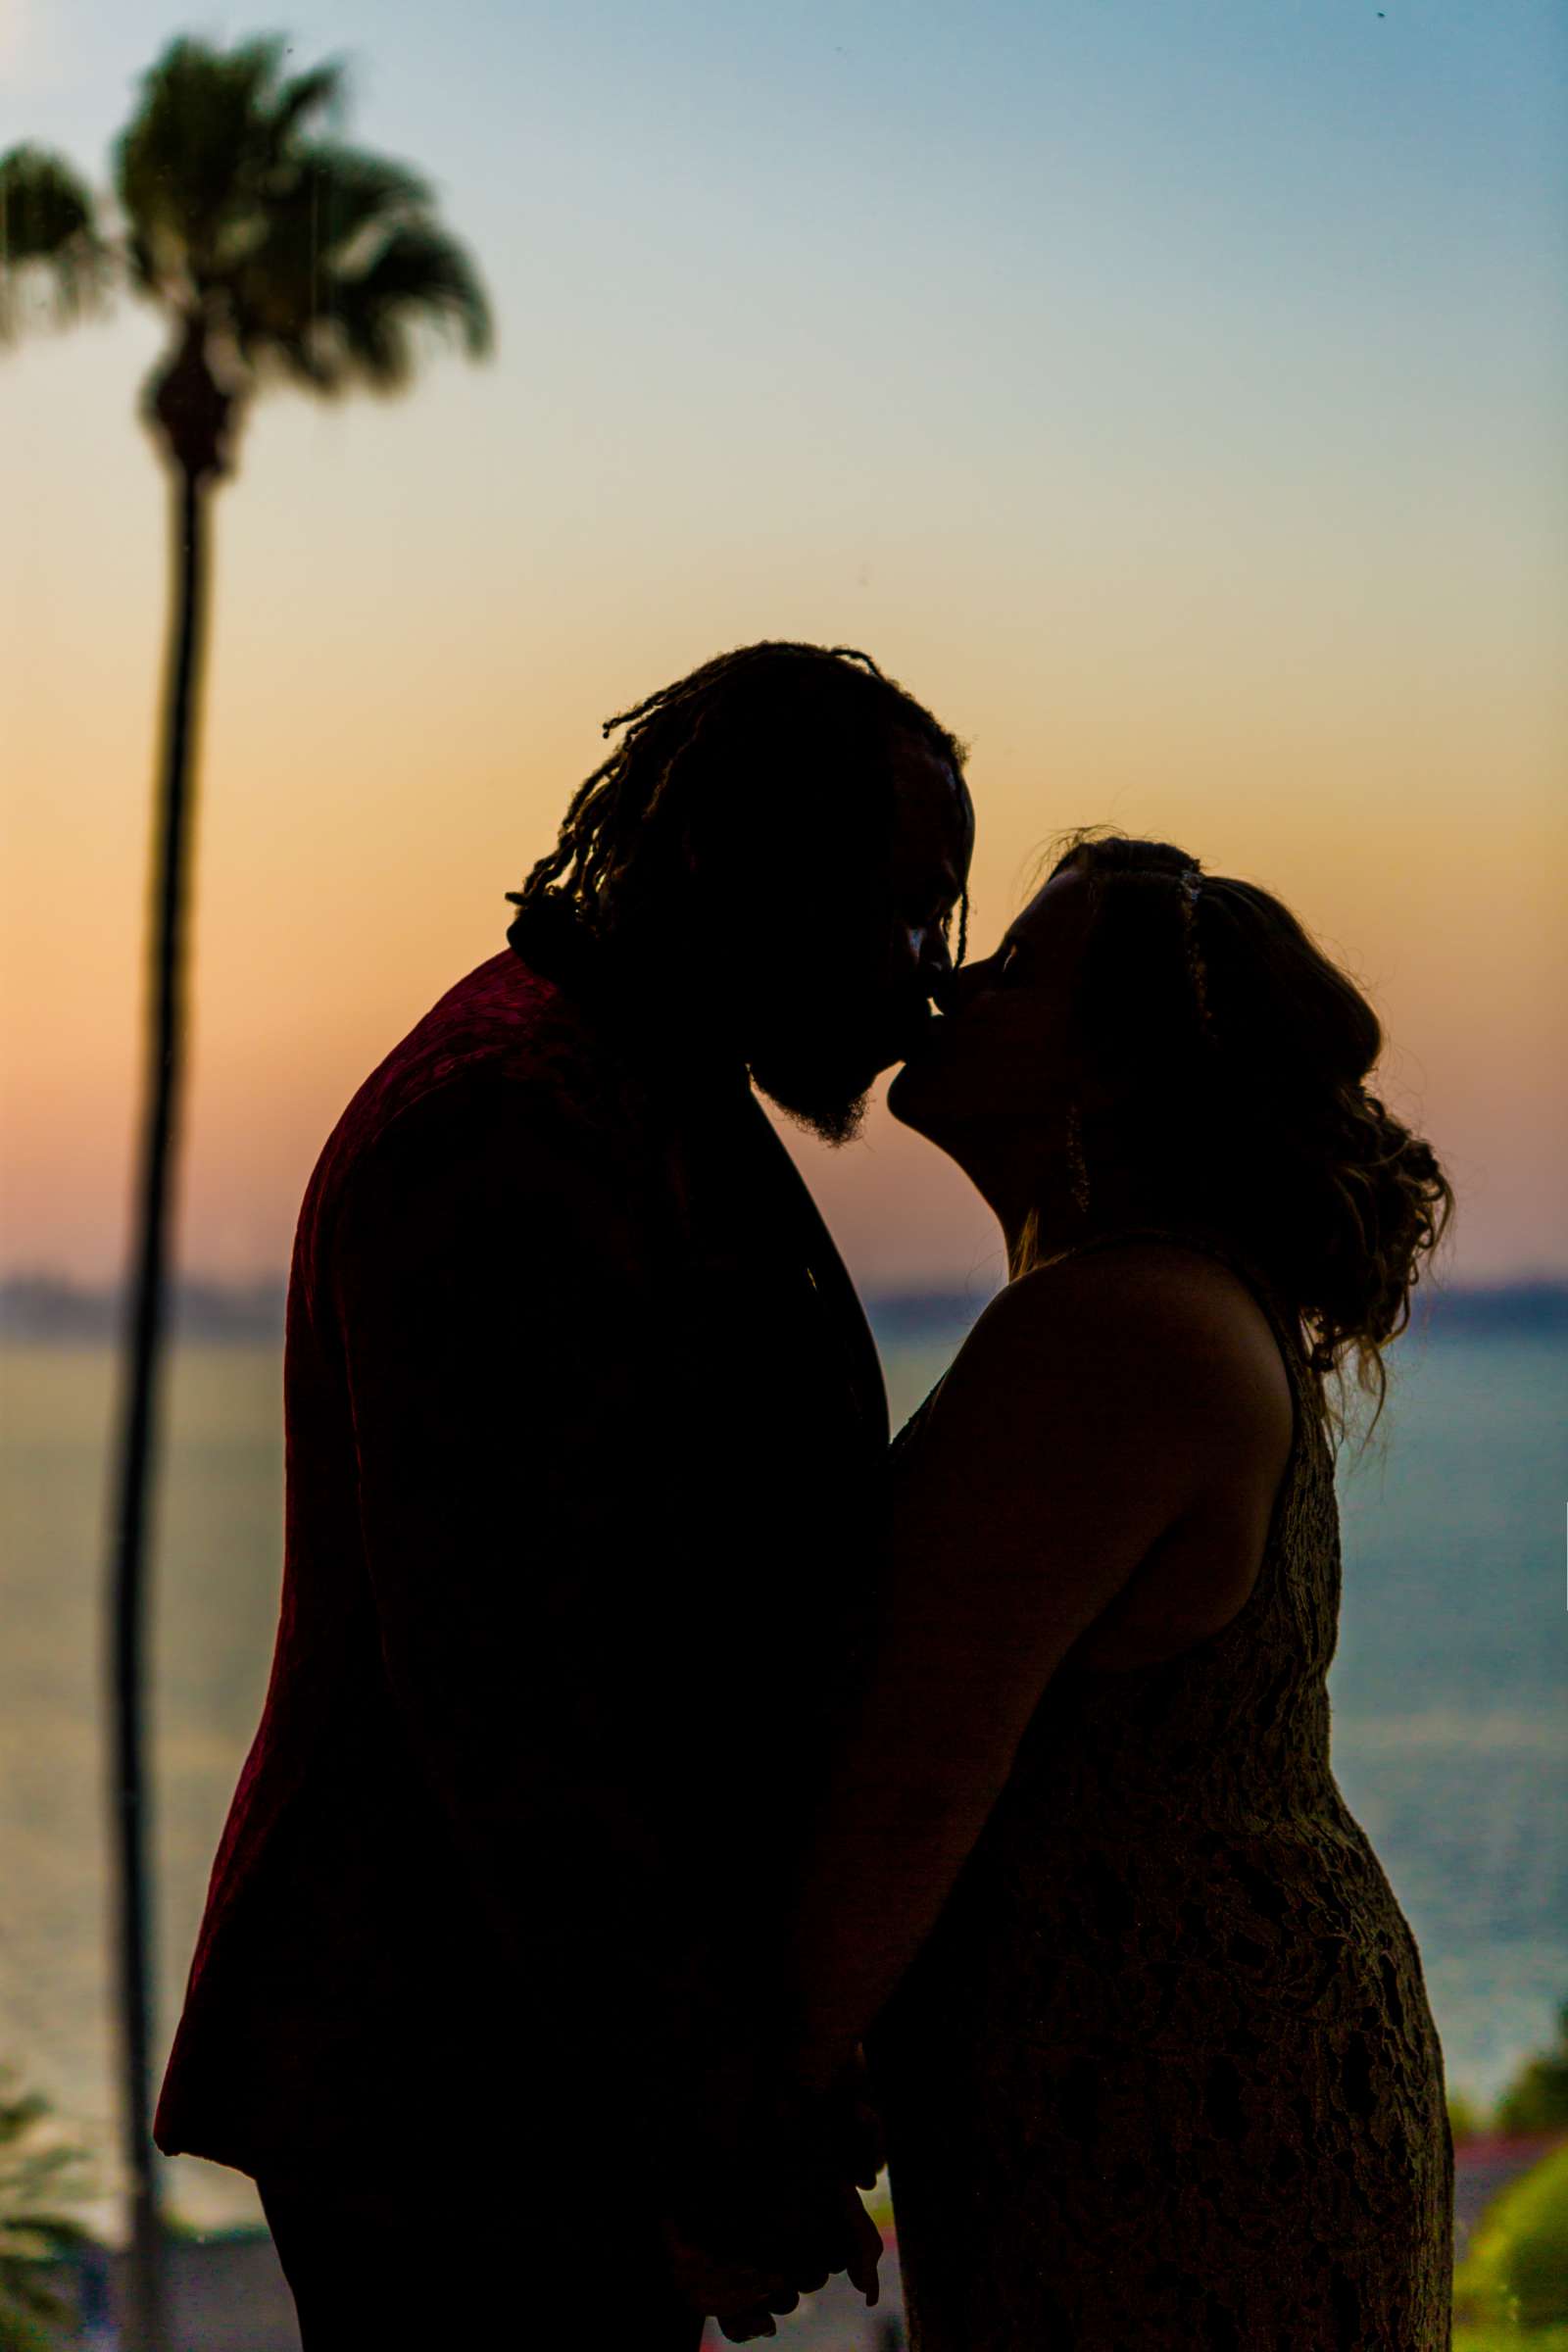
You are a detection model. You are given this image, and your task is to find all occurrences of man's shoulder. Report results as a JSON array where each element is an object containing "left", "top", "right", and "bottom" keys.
[{"left": 305, "top": 949, "right": 648, "bottom": 1219}]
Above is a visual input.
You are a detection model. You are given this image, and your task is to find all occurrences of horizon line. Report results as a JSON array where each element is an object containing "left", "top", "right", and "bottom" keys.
[{"left": 3, "top": 1266, "right": 1566, "bottom": 1348}]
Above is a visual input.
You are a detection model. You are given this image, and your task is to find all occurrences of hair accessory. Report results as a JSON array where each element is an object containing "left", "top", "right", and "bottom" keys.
[
  {"left": 1063, "top": 1099, "right": 1092, "bottom": 1217},
  {"left": 1177, "top": 866, "right": 1214, "bottom": 1039}
]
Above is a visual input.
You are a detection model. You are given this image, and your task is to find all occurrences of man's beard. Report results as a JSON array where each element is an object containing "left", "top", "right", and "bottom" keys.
[{"left": 749, "top": 1054, "right": 873, "bottom": 1147}]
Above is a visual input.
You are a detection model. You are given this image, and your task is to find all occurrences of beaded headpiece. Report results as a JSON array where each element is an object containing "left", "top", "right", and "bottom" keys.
[{"left": 1177, "top": 865, "right": 1214, "bottom": 1039}]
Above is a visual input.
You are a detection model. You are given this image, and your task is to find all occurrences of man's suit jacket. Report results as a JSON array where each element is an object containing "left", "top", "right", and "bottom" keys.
[{"left": 153, "top": 909, "right": 889, "bottom": 2201}]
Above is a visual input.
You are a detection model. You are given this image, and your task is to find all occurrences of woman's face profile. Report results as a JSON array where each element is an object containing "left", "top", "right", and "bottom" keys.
[{"left": 887, "top": 859, "right": 1095, "bottom": 1142}]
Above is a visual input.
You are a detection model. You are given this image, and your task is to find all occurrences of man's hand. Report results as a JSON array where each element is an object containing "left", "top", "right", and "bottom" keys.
[
  {"left": 659, "top": 2214, "right": 802, "bottom": 2335},
  {"left": 657, "top": 2061, "right": 884, "bottom": 2339},
  {"left": 662, "top": 2164, "right": 881, "bottom": 2341}
]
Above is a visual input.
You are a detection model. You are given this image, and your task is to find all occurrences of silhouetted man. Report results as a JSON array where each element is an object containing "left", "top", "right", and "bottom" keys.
[{"left": 155, "top": 640, "right": 973, "bottom": 2346}]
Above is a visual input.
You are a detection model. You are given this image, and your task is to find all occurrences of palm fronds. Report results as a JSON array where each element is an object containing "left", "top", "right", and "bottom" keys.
[
  {"left": 0, "top": 147, "right": 111, "bottom": 340},
  {"left": 107, "top": 34, "right": 492, "bottom": 394}
]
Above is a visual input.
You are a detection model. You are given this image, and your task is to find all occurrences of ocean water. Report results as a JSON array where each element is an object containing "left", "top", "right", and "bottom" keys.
[{"left": 1, "top": 1317, "right": 1564, "bottom": 2238}]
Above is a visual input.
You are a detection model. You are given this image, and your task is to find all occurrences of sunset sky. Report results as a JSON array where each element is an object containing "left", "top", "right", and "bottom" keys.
[{"left": 3, "top": 0, "right": 1564, "bottom": 1295}]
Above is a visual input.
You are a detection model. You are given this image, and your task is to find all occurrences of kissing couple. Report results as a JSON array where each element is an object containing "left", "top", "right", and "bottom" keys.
[{"left": 157, "top": 640, "right": 1456, "bottom": 2348}]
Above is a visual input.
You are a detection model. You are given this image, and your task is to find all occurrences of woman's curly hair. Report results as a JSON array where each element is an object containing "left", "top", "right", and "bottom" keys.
[{"left": 1046, "top": 830, "right": 1454, "bottom": 1432}]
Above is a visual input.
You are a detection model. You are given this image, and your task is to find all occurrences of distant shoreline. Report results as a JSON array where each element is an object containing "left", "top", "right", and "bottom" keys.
[{"left": 2, "top": 1270, "right": 1565, "bottom": 1346}]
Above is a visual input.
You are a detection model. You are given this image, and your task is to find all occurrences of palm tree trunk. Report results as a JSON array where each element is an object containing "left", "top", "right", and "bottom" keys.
[{"left": 107, "top": 461, "right": 209, "bottom": 2352}]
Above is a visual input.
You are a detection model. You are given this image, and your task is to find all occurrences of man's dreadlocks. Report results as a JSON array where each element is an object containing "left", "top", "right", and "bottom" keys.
[{"left": 508, "top": 639, "right": 969, "bottom": 962}]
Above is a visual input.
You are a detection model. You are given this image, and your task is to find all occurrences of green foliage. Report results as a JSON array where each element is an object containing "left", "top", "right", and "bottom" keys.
[
  {"left": 0, "top": 147, "right": 110, "bottom": 339},
  {"left": 1499, "top": 2005, "right": 1568, "bottom": 2138},
  {"left": 113, "top": 33, "right": 345, "bottom": 279},
  {"left": 2, "top": 29, "right": 492, "bottom": 438},
  {"left": 1454, "top": 2329, "right": 1568, "bottom": 2349},
  {"left": 0, "top": 2071, "right": 94, "bottom": 2352},
  {"left": 1455, "top": 2137, "right": 1568, "bottom": 2331},
  {"left": 111, "top": 32, "right": 492, "bottom": 398}
]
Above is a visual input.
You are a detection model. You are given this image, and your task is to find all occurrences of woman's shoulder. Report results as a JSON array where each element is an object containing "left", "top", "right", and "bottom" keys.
[
  {"left": 890, "top": 1243, "right": 1297, "bottom": 1622},
  {"left": 974, "top": 1232, "right": 1268, "bottom": 1341},
  {"left": 1054, "top": 1227, "right": 1292, "bottom": 1331},
  {"left": 941, "top": 1238, "right": 1294, "bottom": 1473}
]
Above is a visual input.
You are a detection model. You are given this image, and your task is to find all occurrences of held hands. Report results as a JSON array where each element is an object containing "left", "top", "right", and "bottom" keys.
[
  {"left": 657, "top": 2046, "right": 887, "bottom": 2341},
  {"left": 662, "top": 2172, "right": 880, "bottom": 2343}
]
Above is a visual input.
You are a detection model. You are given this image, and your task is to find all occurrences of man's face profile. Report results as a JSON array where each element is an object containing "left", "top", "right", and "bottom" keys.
[{"left": 745, "top": 734, "right": 974, "bottom": 1145}]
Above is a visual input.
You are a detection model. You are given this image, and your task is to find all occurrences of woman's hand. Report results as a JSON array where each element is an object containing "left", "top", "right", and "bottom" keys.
[
  {"left": 820, "top": 2041, "right": 886, "bottom": 2189},
  {"left": 658, "top": 2213, "right": 805, "bottom": 2337},
  {"left": 656, "top": 2052, "right": 885, "bottom": 2335},
  {"left": 662, "top": 2157, "right": 882, "bottom": 2341}
]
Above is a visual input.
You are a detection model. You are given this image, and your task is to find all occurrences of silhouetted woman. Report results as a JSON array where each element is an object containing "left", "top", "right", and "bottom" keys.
[{"left": 734, "top": 834, "right": 1455, "bottom": 2348}]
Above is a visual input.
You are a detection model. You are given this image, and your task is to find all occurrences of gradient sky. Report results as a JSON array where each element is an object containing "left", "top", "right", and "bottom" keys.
[{"left": 3, "top": 0, "right": 1564, "bottom": 1293}]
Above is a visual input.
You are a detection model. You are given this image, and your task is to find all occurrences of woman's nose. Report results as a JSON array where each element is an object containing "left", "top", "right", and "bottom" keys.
[{"left": 929, "top": 961, "right": 960, "bottom": 1015}]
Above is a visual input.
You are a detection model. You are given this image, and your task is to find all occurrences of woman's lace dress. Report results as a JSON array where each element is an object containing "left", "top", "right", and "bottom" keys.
[{"left": 865, "top": 1229, "right": 1454, "bottom": 2350}]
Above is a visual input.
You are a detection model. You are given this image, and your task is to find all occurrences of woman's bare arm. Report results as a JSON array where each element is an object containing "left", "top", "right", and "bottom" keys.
[{"left": 774, "top": 1248, "right": 1284, "bottom": 2095}]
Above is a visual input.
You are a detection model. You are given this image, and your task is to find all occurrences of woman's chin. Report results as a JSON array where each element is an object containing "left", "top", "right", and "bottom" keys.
[{"left": 887, "top": 1056, "right": 947, "bottom": 1138}]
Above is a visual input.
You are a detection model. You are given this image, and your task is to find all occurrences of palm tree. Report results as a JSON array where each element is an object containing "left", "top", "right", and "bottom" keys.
[{"left": 1, "top": 38, "right": 492, "bottom": 2348}]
